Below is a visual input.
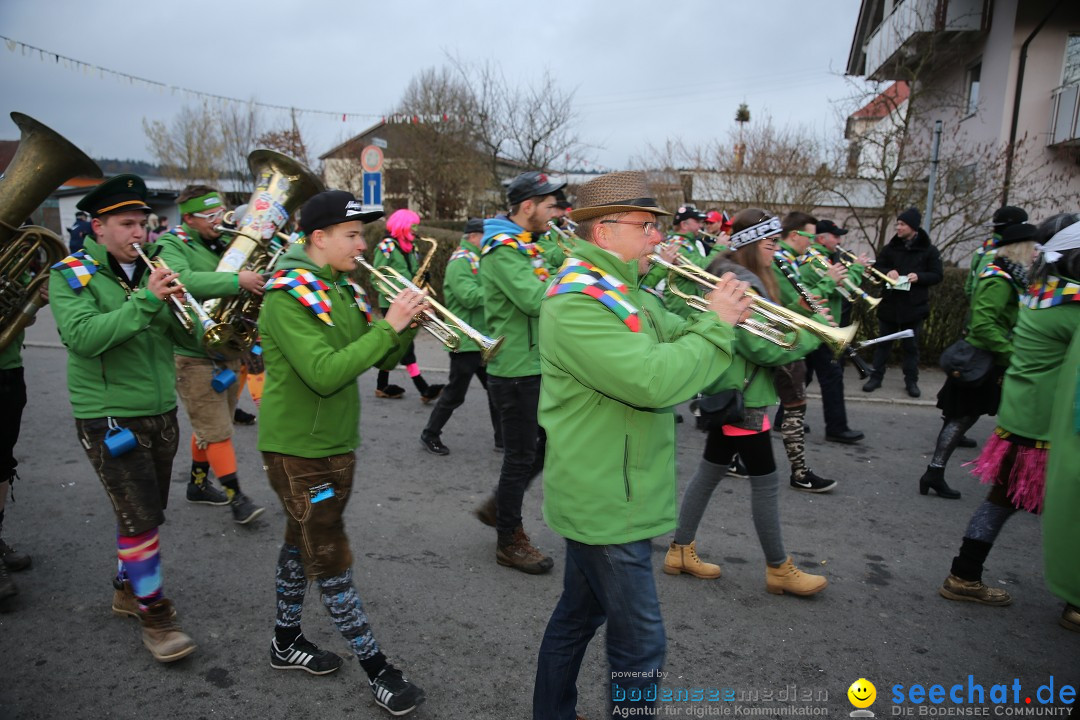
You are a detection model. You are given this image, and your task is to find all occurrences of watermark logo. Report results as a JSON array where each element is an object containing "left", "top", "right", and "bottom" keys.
[{"left": 849, "top": 678, "right": 878, "bottom": 718}]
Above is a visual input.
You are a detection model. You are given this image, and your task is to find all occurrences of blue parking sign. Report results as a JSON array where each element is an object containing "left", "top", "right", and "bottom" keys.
[{"left": 362, "top": 171, "right": 382, "bottom": 209}]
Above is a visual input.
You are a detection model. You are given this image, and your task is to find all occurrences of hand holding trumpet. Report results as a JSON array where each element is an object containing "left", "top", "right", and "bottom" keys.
[
  {"left": 704, "top": 273, "right": 753, "bottom": 327},
  {"left": 384, "top": 287, "right": 430, "bottom": 333}
]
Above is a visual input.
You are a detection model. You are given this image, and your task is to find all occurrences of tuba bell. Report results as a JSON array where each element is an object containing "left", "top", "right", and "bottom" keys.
[
  {"left": 199, "top": 149, "right": 325, "bottom": 359},
  {"left": 0, "top": 113, "right": 103, "bottom": 351}
]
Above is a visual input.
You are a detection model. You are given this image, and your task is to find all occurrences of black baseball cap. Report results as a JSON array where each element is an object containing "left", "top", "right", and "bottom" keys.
[
  {"left": 299, "top": 190, "right": 383, "bottom": 234},
  {"left": 815, "top": 219, "right": 849, "bottom": 237},
  {"left": 464, "top": 217, "right": 484, "bottom": 234},
  {"left": 76, "top": 174, "right": 151, "bottom": 218},
  {"left": 506, "top": 171, "right": 566, "bottom": 206},
  {"left": 673, "top": 205, "right": 707, "bottom": 225}
]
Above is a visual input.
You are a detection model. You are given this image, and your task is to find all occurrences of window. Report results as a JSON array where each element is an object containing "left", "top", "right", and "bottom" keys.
[
  {"left": 1064, "top": 34, "right": 1080, "bottom": 86},
  {"left": 965, "top": 62, "right": 981, "bottom": 116},
  {"left": 947, "top": 163, "right": 977, "bottom": 195}
]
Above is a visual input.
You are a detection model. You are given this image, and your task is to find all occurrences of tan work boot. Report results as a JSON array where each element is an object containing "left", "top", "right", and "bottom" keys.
[
  {"left": 496, "top": 527, "right": 554, "bottom": 575},
  {"left": 1060, "top": 603, "right": 1080, "bottom": 632},
  {"left": 938, "top": 574, "right": 1012, "bottom": 606},
  {"left": 140, "top": 599, "right": 196, "bottom": 662},
  {"left": 663, "top": 541, "right": 721, "bottom": 579},
  {"left": 765, "top": 556, "right": 827, "bottom": 596},
  {"left": 113, "top": 579, "right": 176, "bottom": 620}
]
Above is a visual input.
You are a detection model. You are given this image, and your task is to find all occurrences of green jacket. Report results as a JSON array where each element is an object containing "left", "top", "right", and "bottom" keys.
[
  {"left": 534, "top": 229, "right": 567, "bottom": 272},
  {"left": 965, "top": 274, "right": 1019, "bottom": 366},
  {"left": 480, "top": 217, "right": 551, "bottom": 377},
  {"left": 797, "top": 243, "right": 866, "bottom": 320},
  {"left": 997, "top": 298, "right": 1079, "bottom": 442},
  {"left": 442, "top": 239, "right": 486, "bottom": 353},
  {"left": 538, "top": 240, "right": 737, "bottom": 546},
  {"left": 257, "top": 244, "right": 417, "bottom": 458},
  {"left": 772, "top": 240, "right": 815, "bottom": 317},
  {"left": 371, "top": 236, "right": 419, "bottom": 309},
  {"left": 662, "top": 232, "right": 724, "bottom": 319},
  {"left": 155, "top": 223, "right": 243, "bottom": 358},
  {"left": 1042, "top": 326, "right": 1080, "bottom": 607},
  {"left": 965, "top": 235, "right": 998, "bottom": 297},
  {"left": 49, "top": 239, "right": 185, "bottom": 419}
]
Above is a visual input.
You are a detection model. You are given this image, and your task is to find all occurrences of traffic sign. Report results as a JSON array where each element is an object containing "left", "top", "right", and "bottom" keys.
[
  {"left": 362, "top": 171, "right": 382, "bottom": 209},
  {"left": 360, "top": 145, "right": 384, "bottom": 173}
]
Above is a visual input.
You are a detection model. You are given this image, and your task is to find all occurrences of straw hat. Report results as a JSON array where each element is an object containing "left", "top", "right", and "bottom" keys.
[{"left": 568, "top": 171, "right": 670, "bottom": 223}]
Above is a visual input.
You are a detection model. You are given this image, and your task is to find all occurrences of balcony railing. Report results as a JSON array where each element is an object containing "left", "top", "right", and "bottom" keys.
[
  {"left": 864, "top": 0, "right": 987, "bottom": 80},
  {"left": 1049, "top": 83, "right": 1080, "bottom": 147}
]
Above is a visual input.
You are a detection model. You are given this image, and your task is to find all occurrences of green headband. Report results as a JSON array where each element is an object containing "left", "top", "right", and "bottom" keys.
[{"left": 179, "top": 192, "right": 223, "bottom": 215}]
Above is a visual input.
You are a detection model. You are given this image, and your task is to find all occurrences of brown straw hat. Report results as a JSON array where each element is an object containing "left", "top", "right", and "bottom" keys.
[{"left": 568, "top": 171, "right": 671, "bottom": 223}]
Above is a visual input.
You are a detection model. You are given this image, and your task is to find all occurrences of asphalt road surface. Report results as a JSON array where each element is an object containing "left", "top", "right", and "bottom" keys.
[{"left": 1, "top": 319, "right": 1076, "bottom": 719}]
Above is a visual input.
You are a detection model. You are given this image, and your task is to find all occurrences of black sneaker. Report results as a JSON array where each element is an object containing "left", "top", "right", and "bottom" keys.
[
  {"left": 230, "top": 493, "right": 265, "bottom": 525},
  {"left": 862, "top": 377, "right": 882, "bottom": 392},
  {"left": 233, "top": 407, "right": 257, "bottom": 425},
  {"left": 790, "top": 471, "right": 838, "bottom": 493},
  {"left": 369, "top": 665, "right": 425, "bottom": 716},
  {"left": 186, "top": 481, "right": 230, "bottom": 506},
  {"left": 727, "top": 457, "right": 749, "bottom": 478},
  {"left": 419, "top": 435, "right": 449, "bottom": 456},
  {"left": 270, "top": 635, "right": 343, "bottom": 675},
  {"left": 905, "top": 380, "right": 921, "bottom": 398}
]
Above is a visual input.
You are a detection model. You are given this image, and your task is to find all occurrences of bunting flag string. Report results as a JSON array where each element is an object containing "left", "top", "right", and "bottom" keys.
[{"left": 0, "top": 34, "right": 461, "bottom": 124}]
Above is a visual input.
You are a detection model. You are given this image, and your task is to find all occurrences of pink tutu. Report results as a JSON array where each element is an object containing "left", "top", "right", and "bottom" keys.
[{"left": 967, "top": 430, "right": 1048, "bottom": 514}]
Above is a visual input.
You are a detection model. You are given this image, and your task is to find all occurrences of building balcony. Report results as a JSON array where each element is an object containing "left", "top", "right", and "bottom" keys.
[
  {"left": 1049, "top": 83, "right": 1080, "bottom": 147},
  {"left": 864, "top": 0, "right": 988, "bottom": 81}
]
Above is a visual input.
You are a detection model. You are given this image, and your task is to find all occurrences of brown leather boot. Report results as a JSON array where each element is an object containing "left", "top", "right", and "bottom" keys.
[
  {"left": 113, "top": 579, "right": 176, "bottom": 619},
  {"left": 140, "top": 599, "right": 196, "bottom": 662},
  {"left": 496, "top": 527, "right": 553, "bottom": 574},
  {"left": 663, "top": 541, "right": 721, "bottom": 579},
  {"left": 938, "top": 574, "right": 1012, "bottom": 606},
  {"left": 765, "top": 556, "right": 827, "bottom": 596}
]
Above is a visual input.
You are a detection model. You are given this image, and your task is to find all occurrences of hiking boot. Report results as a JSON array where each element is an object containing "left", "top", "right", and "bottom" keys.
[
  {"left": 0, "top": 562, "right": 17, "bottom": 604},
  {"left": 113, "top": 578, "right": 176, "bottom": 620},
  {"left": 1061, "top": 604, "right": 1080, "bottom": 632},
  {"left": 939, "top": 574, "right": 1012, "bottom": 606},
  {"left": 233, "top": 407, "right": 257, "bottom": 425},
  {"left": 270, "top": 634, "right": 344, "bottom": 675},
  {"left": 419, "top": 435, "right": 449, "bottom": 456},
  {"left": 474, "top": 495, "right": 496, "bottom": 527},
  {"left": 663, "top": 541, "right": 721, "bottom": 579},
  {"left": 727, "top": 456, "right": 749, "bottom": 478},
  {"left": 0, "top": 539, "right": 31, "bottom": 571},
  {"left": 919, "top": 466, "right": 961, "bottom": 499},
  {"left": 139, "top": 599, "right": 196, "bottom": 662},
  {"left": 765, "top": 556, "right": 828, "bottom": 596},
  {"left": 375, "top": 385, "right": 405, "bottom": 399},
  {"left": 790, "top": 470, "right": 837, "bottom": 493},
  {"left": 419, "top": 384, "right": 444, "bottom": 404},
  {"left": 369, "top": 665, "right": 426, "bottom": 716},
  {"left": 186, "top": 480, "right": 230, "bottom": 506},
  {"left": 905, "top": 380, "right": 921, "bottom": 398},
  {"left": 230, "top": 493, "right": 265, "bottom": 525},
  {"left": 862, "top": 376, "right": 882, "bottom": 392},
  {"left": 496, "top": 527, "right": 554, "bottom": 575}
]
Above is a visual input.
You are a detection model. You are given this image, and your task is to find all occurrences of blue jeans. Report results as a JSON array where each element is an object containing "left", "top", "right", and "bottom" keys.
[{"left": 533, "top": 539, "right": 666, "bottom": 719}]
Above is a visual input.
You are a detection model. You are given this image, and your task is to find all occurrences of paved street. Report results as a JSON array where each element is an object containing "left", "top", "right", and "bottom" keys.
[{"left": 1, "top": 314, "right": 1076, "bottom": 719}]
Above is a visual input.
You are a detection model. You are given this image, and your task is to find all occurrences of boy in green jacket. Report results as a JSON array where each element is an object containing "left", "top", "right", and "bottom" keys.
[
  {"left": 50, "top": 175, "right": 196, "bottom": 663},
  {"left": 258, "top": 190, "right": 426, "bottom": 716},
  {"left": 156, "top": 184, "right": 266, "bottom": 524},
  {"left": 533, "top": 171, "right": 751, "bottom": 718},
  {"left": 479, "top": 171, "right": 565, "bottom": 574},
  {"left": 419, "top": 217, "right": 502, "bottom": 456}
]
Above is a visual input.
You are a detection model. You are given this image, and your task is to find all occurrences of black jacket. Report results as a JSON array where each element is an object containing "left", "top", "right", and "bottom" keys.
[{"left": 873, "top": 228, "right": 943, "bottom": 324}]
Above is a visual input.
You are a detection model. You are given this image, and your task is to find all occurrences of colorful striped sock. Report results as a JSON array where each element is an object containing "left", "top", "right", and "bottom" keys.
[
  {"left": 117, "top": 528, "right": 162, "bottom": 611},
  {"left": 275, "top": 544, "right": 306, "bottom": 643},
  {"left": 317, "top": 569, "right": 380, "bottom": 660}
]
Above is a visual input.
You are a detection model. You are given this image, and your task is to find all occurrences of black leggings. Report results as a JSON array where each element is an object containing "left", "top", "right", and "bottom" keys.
[{"left": 703, "top": 428, "right": 776, "bottom": 476}]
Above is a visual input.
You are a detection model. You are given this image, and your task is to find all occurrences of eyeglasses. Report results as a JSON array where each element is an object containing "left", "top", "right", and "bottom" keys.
[
  {"left": 795, "top": 231, "right": 817, "bottom": 240},
  {"left": 192, "top": 208, "right": 225, "bottom": 222},
  {"left": 600, "top": 220, "right": 660, "bottom": 236}
]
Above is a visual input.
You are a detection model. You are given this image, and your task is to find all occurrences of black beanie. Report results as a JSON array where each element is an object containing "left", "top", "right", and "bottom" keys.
[{"left": 897, "top": 207, "right": 921, "bottom": 230}]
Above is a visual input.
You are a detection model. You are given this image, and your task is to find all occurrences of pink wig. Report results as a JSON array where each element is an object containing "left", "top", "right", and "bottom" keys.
[{"left": 386, "top": 209, "right": 421, "bottom": 242}]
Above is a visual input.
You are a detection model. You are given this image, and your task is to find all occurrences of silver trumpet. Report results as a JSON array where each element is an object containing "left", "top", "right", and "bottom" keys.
[
  {"left": 356, "top": 256, "right": 504, "bottom": 364},
  {"left": 648, "top": 253, "right": 857, "bottom": 353},
  {"left": 132, "top": 243, "right": 216, "bottom": 334}
]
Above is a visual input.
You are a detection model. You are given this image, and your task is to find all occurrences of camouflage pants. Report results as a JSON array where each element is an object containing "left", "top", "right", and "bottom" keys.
[
  {"left": 263, "top": 452, "right": 355, "bottom": 579},
  {"left": 76, "top": 410, "right": 179, "bottom": 536}
]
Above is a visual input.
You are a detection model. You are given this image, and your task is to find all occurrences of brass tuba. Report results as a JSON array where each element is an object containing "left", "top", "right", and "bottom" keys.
[
  {"left": 0, "top": 112, "right": 103, "bottom": 351},
  {"left": 200, "top": 149, "right": 325, "bottom": 359}
]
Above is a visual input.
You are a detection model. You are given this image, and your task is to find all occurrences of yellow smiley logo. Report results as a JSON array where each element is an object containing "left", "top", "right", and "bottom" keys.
[{"left": 848, "top": 678, "right": 877, "bottom": 708}]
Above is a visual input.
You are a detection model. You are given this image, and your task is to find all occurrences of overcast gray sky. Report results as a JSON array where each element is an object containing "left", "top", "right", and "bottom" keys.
[{"left": 0, "top": 0, "right": 867, "bottom": 172}]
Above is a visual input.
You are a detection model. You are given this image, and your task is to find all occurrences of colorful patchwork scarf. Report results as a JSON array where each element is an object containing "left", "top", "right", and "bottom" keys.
[
  {"left": 346, "top": 279, "right": 373, "bottom": 323},
  {"left": 449, "top": 247, "right": 479, "bottom": 275},
  {"left": 546, "top": 260, "right": 640, "bottom": 332},
  {"left": 377, "top": 238, "right": 397, "bottom": 258},
  {"left": 482, "top": 232, "right": 549, "bottom": 281},
  {"left": 1021, "top": 274, "right": 1080, "bottom": 309},
  {"left": 266, "top": 269, "right": 333, "bottom": 325},
  {"left": 52, "top": 252, "right": 99, "bottom": 292}
]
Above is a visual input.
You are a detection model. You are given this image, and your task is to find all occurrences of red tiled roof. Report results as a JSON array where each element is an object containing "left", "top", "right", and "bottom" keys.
[{"left": 850, "top": 82, "right": 910, "bottom": 119}]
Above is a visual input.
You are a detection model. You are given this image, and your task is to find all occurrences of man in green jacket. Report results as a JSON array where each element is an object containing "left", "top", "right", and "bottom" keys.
[
  {"left": 533, "top": 171, "right": 750, "bottom": 718},
  {"left": 156, "top": 185, "right": 266, "bottom": 524},
  {"left": 419, "top": 218, "right": 502, "bottom": 455},
  {"left": 258, "top": 190, "right": 426, "bottom": 715},
  {"left": 50, "top": 174, "right": 196, "bottom": 663},
  {"left": 662, "top": 204, "right": 722, "bottom": 319},
  {"left": 479, "top": 171, "right": 564, "bottom": 574}
]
